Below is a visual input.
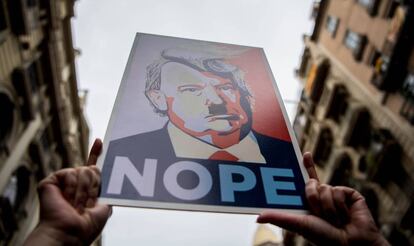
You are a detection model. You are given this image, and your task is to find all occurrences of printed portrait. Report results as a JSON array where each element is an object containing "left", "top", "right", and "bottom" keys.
[{"left": 99, "top": 34, "right": 307, "bottom": 214}]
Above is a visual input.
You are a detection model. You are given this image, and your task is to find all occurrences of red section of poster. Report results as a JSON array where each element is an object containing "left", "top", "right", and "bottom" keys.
[{"left": 228, "top": 49, "right": 291, "bottom": 142}]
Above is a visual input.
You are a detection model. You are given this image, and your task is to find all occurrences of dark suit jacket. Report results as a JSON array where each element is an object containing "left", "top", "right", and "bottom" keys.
[
  {"left": 100, "top": 126, "right": 305, "bottom": 208},
  {"left": 103, "top": 126, "right": 298, "bottom": 166}
]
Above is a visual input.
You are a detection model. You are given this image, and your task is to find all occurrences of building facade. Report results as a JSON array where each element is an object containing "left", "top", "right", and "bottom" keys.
[
  {"left": 293, "top": 0, "right": 414, "bottom": 245},
  {"left": 0, "top": 0, "right": 89, "bottom": 245}
]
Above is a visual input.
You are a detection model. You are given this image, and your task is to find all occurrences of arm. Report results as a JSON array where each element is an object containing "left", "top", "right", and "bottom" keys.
[
  {"left": 24, "top": 139, "right": 111, "bottom": 245},
  {"left": 257, "top": 153, "right": 390, "bottom": 246}
]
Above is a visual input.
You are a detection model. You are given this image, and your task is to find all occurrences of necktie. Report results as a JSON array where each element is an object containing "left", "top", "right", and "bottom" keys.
[{"left": 209, "top": 150, "right": 239, "bottom": 162}]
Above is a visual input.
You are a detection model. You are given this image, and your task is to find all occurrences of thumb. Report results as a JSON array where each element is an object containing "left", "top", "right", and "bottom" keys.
[
  {"left": 87, "top": 204, "right": 112, "bottom": 237},
  {"left": 38, "top": 183, "right": 69, "bottom": 213}
]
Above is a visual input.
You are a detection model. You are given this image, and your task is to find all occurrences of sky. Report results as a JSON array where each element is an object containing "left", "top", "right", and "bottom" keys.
[{"left": 72, "top": 0, "right": 313, "bottom": 245}]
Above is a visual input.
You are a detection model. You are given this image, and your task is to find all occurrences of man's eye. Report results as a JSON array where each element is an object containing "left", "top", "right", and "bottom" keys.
[
  {"left": 181, "top": 87, "right": 201, "bottom": 93},
  {"left": 219, "top": 85, "right": 234, "bottom": 91}
]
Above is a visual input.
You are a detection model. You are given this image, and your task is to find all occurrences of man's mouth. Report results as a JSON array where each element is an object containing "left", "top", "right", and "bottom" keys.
[{"left": 206, "top": 114, "right": 240, "bottom": 122}]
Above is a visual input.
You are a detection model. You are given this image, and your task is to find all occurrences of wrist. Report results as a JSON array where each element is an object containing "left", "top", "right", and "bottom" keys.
[{"left": 24, "top": 223, "right": 82, "bottom": 246}]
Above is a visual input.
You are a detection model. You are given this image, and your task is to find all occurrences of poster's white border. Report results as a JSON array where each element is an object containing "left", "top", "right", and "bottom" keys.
[
  {"left": 99, "top": 197, "right": 307, "bottom": 215},
  {"left": 97, "top": 33, "right": 309, "bottom": 215}
]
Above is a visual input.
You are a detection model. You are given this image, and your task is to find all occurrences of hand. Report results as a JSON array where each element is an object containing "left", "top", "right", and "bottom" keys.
[
  {"left": 24, "top": 139, "right": 111, "bottom": 245},
  {"left": 257, "top": 152, "right": 390, "bottom": 246}
]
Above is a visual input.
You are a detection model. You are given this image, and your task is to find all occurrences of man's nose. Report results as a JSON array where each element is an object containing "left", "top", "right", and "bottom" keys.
[{"left": 204, "top": 86, "right": 224, "bottom": 105}]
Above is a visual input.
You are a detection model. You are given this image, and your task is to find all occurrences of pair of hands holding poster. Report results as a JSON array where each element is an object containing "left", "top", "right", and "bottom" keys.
[{"left": 24, "top": 139, "right": 390, "bottom": 246}]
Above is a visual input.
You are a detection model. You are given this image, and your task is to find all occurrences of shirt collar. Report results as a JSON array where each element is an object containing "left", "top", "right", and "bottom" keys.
[{"left": 167, "top": 122, "right": 266, "bottom": 164}]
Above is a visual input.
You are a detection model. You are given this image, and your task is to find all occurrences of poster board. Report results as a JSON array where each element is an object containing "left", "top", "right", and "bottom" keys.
[{"left": 98, "top": 33, "right": 309, "bottom": 214}]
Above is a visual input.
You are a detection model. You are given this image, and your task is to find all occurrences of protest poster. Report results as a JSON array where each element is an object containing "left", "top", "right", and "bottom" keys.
[{"left": 98, "top": 33, "right": 309, "bottom": 214}]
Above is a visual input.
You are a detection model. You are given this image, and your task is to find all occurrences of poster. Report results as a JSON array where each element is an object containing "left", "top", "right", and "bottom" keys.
[{"left": 98, "top": 33, "right": 309, "bottom": 214}]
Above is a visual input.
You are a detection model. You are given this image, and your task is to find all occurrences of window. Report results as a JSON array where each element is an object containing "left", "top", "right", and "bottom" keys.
[
  {"left": 344, "top": 30, "right": 361, "bottom": 50},
  {"left": 40, "top": 130, "right": 51, "bottom": 153},
  {"left": 359, "top": 187, "right": 379, "bottom": 225},
  {"left": 0, "top": 90, "right": 15, "bottom": 147},
  {"left": 357, "top": 0, "right": 379, "bottom": 16},
  {"left": 343, "top": 30, "right": 367, "bottom": 61},
  {"left": 0, "top": 166, "right": 31, "bottom": 241},
  {"left": 12, "top": 60, "right": 42, "bottom": 121},
  {"left": 0, "top": 0, "right": 7, "bottom": 32},
  {"left": 401, "top": 203, "right": 414, "bottom": 232},
  {"left": 400, "top": 73, "right": 414, "bottom": 125},
  {"left": 306, "top": 60, "right": 329, "bottom": 102},
  {"left": 27, "top": 62, "right": 40, "bottom": 93},
  {"left": 26, "top": 0, "right": 37, "bottom": 8},
  {"left": 0, "top": 197, "right": 18, "bottom": 241},
  {"left": 368, "top": 49, "right": 381, "bottom": 67},
  {"left": 366, "top": 129, "right": 401, "bottom": 186},
  {"left": 297, "top": 48, "right": 312, "bottom": 78},
  {"left": 293, "top": 107, "right": 308, "bottom": 146},
  {"left": 384, "top": 0, "right": 400, "bottom": 19},
  {"left": 347, "top": 109, "right": 371, "bottom": 148},
  {"left": 329, "top": 153, "right": 352, "bottom": 186},
  {"left": 325, "top": 15, "right": 339, "bottom": 37},
  {"left": 2, "top": 167, "right": 31, "bottom": 210},
  {"left": 7, "top": 0, "right": 39, "bottom": 35},
  {"left": 313, "top": 128, "right": 333, "bottom": 166},
  {"left": 326, "top": 85, "right": 349, "bottom": 122}
]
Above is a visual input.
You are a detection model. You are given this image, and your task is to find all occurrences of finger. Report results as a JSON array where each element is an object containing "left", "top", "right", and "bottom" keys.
[
  {"left": 341, "top": 187, "right": 366, "bottom": 207},
  {"left": 336, "top": 186, "right": 375, "bottom": 223},
  {"left": 319, "top": 184, "right": 339, "bottom": 226},
  {"left": 74, "top": 167, "right": 95, "bottom": 213},
  {"left": 49, "top": 168, "right": 79, "bottom": 206},
  {"left": 86, "top": 168, "right": 101, "bottom": 208},
  {"left": 332, "top": 187, "right": 349, "bottom": 225},
  {"left": 305, "top": 179, "right": 322, "bottom": 216},
  {"left": 303, "top": 152, "right": 319, "bottom": 181},
  {"left": 257, "top": 211, "right": 343, "bottom": 245},
  {"left": 87, "top": 139, "right": 103, "bottom": 166},
  {"left": 58, "top": 170, "right": 78, "bottom": 206},
  {"left": 38, "top": 173, "right": 58, "bottom": 187}
]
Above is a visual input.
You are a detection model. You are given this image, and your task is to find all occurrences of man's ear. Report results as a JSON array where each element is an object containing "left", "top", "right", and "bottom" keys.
[{"left": 146, "top": 90, "right": 168, "bottom": 111}]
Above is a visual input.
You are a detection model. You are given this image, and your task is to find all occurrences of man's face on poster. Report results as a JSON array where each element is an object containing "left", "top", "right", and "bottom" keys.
[{"left": 148, "top": 62, "right": 250, "bottom": 141}]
